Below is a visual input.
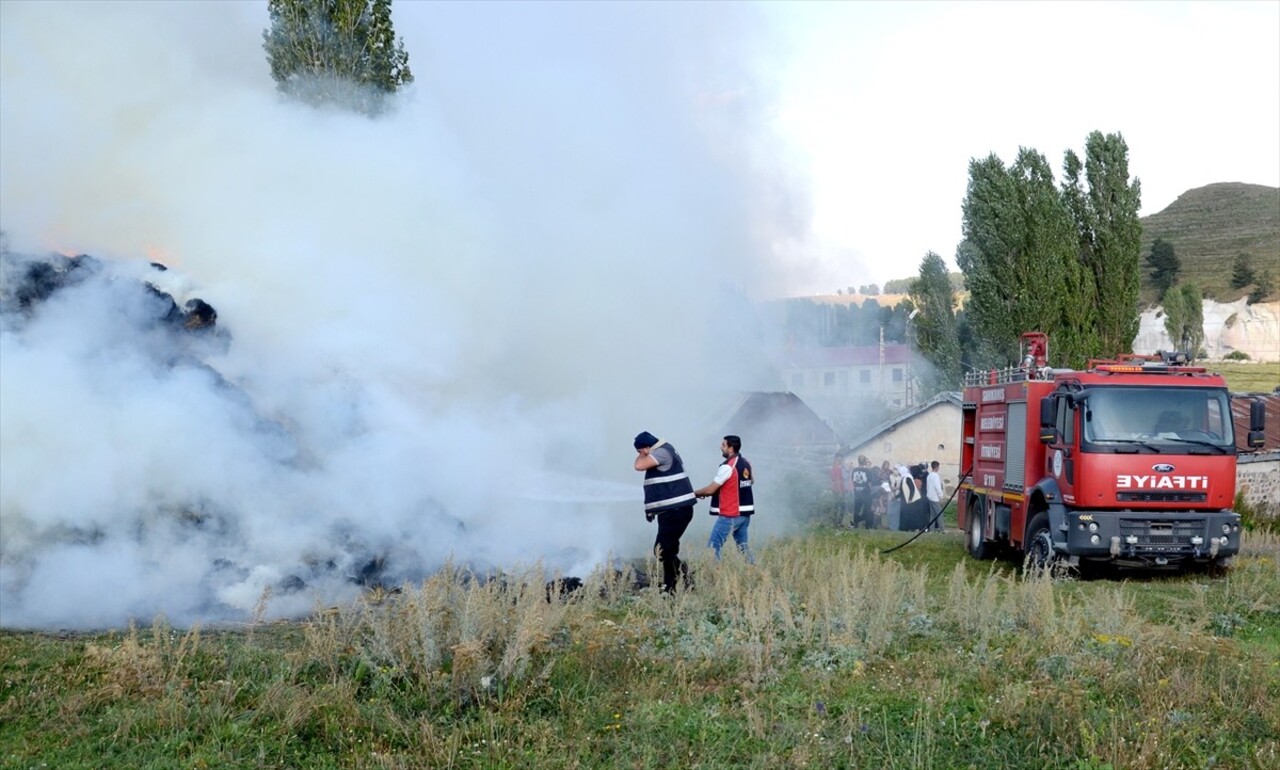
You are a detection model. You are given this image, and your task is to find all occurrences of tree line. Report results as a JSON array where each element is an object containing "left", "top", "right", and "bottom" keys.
[
  {"left": 779, "top": 297, "right": 915, "bottom": 349},
  {"left": 904, "top": 131, "right": 1276, "bottom": 397}
]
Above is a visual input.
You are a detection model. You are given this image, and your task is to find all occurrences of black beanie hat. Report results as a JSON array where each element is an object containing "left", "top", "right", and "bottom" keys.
[{"left": 634, "top": 431, "right": 659, "bottom": 449}]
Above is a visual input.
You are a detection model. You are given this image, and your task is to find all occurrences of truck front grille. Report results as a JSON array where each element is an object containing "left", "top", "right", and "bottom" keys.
[
  {"left": 1118, "top": 519, "right": 1201, "bottom": 550},
  {"left": 1116, "top": 492, "right": 1207, "bottom": 503}
]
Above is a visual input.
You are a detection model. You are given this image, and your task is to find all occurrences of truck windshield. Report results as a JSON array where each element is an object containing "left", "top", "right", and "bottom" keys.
[{"left": 1082, "top": 386, "right": 1235, "bottom": 451}]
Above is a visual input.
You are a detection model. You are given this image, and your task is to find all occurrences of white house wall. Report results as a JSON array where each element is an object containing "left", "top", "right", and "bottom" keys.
[
  {"left": 783, "top": 364, "right": 910, "bottom": 407},
  {"left": 847, "top": 402, "right": 964, "bottom": 493}
]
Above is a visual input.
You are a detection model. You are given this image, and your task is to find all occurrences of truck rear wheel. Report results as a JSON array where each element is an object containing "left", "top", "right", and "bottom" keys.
[
  {"left": 1024, "top": 512, "right": 1055, "bottom": 570},
  {"left": 967, "top": 494, "right": 994, "bottom": 560}
]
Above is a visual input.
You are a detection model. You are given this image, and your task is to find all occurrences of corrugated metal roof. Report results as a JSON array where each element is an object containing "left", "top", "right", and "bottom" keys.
[{"left": 1231, "top": 393, "right": 1280, "bottom": 452}]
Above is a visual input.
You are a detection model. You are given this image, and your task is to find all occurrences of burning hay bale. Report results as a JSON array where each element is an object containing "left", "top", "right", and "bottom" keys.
[{"left": 2, "top": 251, "right": 226, "bottom": 345}]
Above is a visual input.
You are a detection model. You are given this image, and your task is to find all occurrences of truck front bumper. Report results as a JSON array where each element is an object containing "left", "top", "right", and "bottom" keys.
[{"left": 1060, "top": 510, "right": 1241, "bottom": 566}]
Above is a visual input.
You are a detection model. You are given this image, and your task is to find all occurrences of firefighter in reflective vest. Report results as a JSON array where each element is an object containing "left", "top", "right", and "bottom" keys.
[
  {"left": 694, "top": 434, "right": 755, "bottom": 564},
  {"left": 633, "top": 431, "right": 696, "bottom": 593}
]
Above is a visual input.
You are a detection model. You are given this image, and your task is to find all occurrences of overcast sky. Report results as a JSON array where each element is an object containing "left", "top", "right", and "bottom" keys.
[
  {"left": 766, "top": 0, "right": 1280, "bottom": 294},
  {"left": 4, "top": 0, "right": 1277, "bottom": 298}
]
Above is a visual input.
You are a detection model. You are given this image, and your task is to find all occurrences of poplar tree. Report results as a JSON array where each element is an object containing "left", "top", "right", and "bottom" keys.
[
  {"left": 1162, "top": 283, "right": 1204, "bottom": 359},
  {"left": 908, "top": 251, "right": 961, "bottom": 393},
  {"left": 1161, "top": 284, "right": 1185, "bottom": 352},
  {"left": 1178, "top": 283, "right": 1205, "bottom": 358},
  {"left": 1061, "top": 131, "right": 1142, "bottom": 357},
  {"left": 263, "top": 0, "right": 413, "bottom": 115},
  {"left": 959, "top": 148, "right": 1095, "bottom": 369},
  {"left": 958, "top": 155, "right": 1026, "bottom": 368}
]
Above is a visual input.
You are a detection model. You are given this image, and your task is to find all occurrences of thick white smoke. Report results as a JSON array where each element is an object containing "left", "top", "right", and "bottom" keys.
[{"left": 0, "top": 2, "right": 802, "bottom": 627}]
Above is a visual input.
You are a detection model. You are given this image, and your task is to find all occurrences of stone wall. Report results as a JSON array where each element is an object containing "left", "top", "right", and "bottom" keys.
[{"left": 1237, "top": 451, "right": 1280, "bottom": 516}]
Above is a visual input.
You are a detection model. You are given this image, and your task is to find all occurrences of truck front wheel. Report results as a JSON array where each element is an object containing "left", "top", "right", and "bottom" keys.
[
  {"left": 967, "top": 494, "right": 994, "bottom": 560},
  {"left": 1024, "top": 512, "right": 1055, "bottom": 570}
]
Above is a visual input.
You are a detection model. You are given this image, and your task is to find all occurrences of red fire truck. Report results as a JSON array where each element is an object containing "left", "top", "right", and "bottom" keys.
[{"left": 958, "top": 333, "right": 1266, "bottom": 570}]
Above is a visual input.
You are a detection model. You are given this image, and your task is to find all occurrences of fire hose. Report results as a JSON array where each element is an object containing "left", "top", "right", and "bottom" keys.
[{"left": 880, "top": 464, "right": 973, "bottom": 555}]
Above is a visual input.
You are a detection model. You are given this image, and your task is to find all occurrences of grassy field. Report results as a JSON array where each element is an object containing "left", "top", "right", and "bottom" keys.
[
  {"left": 3, "top": 520, "right": 1278, "bottom": 770},
  {"left": 1214, "top": 360, "right": 1280, "bottom": 394}
]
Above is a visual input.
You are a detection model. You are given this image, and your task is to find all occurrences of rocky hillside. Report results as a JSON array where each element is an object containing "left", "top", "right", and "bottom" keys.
[
  {"left": 1135, "top": 298, "right": 1280, "bottom": 362},
  {"left": 1139, "top": 182, "right": 1280, "bottom": 303}
]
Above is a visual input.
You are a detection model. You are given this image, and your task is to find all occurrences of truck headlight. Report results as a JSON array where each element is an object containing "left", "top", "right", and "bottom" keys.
[
  {"left": 1090, "top": 534, "right": 1101, "bottom": 544},
  {"left": 1222, "top": 524, "right": 1231, "bottom": 534},
  {"left": 1087, "top": 522, "right": 1099, "bottom": 533}
]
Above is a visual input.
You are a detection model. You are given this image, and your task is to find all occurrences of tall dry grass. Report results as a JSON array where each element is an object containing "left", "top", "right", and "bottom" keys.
[
  {"left": 275, "top": 535, "right": 1277, "bottom": 765},
  {"left": 48, "top": 530, "right": 1278, "bottom": 768}
]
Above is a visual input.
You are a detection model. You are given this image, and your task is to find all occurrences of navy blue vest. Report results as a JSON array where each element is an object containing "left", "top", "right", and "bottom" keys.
[{"left": 643, "top": 443, "right": 696, "bottom": 513}]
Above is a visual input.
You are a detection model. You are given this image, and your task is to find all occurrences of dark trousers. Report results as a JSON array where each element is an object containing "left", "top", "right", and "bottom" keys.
[
  {"left": 654, "top": 505, "right": 694, "bottom": 592},
  {"left": 852, "top": 491, "right": 874, "bottom": 528}
]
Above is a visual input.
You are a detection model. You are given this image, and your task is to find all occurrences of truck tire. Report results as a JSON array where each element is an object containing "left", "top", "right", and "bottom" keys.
[
  {"left": 967, "top": 494, "right": 995, "bottom": 560},
  {"left": 1024, "top": 512, "right": 1055, "bottom": 570}
]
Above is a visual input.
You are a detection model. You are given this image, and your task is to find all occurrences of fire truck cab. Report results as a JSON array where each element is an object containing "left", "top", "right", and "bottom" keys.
[{"left": 958, "top": 333, "right": 1265, "bottom": 570}]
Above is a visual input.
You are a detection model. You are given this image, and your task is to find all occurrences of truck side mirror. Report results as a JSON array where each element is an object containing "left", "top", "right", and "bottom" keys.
[
  {"left": 1248, "top": 399, "right": 1266, "bottom": 448},
  {"left": 1039, "top": 398, "right": 1057, "bottom": 443}
]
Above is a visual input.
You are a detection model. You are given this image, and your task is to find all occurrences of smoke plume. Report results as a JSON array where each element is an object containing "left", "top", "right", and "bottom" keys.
[{"left": 0, "top": 1, "right": 801, "bottom": 628}]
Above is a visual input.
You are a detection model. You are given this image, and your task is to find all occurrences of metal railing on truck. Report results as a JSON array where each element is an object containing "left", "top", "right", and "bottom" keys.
[{"left": 963, "top": 366, "right": 1038, "bottom": 387}]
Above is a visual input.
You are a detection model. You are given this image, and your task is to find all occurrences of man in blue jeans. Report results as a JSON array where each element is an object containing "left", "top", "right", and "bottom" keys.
[{"left": 694, "top": 435, "right": 756, "bottom": 564}]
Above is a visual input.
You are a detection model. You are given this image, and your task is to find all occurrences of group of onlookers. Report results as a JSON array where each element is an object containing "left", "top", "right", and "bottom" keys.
[{"left": 832, "top": 452, "right": 946, "bottom": 532}]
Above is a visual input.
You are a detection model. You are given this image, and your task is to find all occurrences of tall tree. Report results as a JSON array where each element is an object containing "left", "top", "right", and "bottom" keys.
[
  {"left": 1179, "top": 283, "right": 1205, "bottom": 359},
  {"left": 1248, "top": 269, "right": 1274, "bottom": 304},
  {"left": 1231, "top": 252, "right": 1256, "bottom": 290},
  {"left": 959, "top": 148, "right": 1095, "bottom": 369},
  {"left": 1162, "top": 283, "right": 1204, "bottom": 358},
  {"left": 263, "top": 0, "right": 413, "bottom": 114},
  {"left": 908, "top": 251, "right": 961, "bottom": 394},
  {"left": 1146, "top": 237, "right": 1179, "bottom": 296},
  {"left": 1061, "top": 131, "right": 1142, "bottom": 357},
  {"left": 1160, "top": 284, "right": 1186, "bottom": 353}
]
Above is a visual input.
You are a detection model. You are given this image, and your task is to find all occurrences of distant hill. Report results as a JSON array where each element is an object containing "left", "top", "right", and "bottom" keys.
[
  {"left": 1139, "top": 182, "right": 1280, "bottom": 303},
  {"left": 867, "top": 183, "right": 1278, "bottom": 305}
]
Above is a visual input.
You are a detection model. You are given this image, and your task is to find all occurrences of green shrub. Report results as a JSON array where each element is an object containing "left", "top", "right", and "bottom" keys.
[
  {"left": 1235, "top": 489, "right": 1279, "bottom": 533},
  {"left": 1224, "top": 350, "right": 1251, "bottom": 361}
]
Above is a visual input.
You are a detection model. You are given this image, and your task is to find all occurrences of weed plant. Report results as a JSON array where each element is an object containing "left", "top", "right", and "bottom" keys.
[{"left": 3, "top": 529, "right": 1278, "bottom": 769}]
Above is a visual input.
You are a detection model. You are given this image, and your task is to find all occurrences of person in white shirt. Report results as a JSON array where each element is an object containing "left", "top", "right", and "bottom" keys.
[
  {"left": 694, "top": 435, "right": 755, "bottom": 564},
  {"left": 925, "top": 460, "right": 944, "bottom": 532}
]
